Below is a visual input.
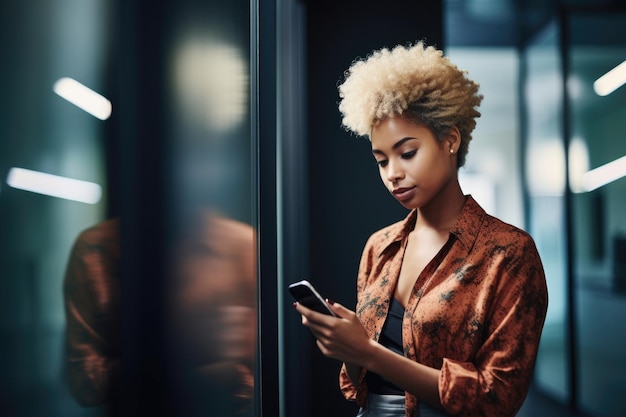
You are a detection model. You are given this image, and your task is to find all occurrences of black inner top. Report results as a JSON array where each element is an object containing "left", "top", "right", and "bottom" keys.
[{"left": 364, "top": 296, "right": 405, "bottom": 395}]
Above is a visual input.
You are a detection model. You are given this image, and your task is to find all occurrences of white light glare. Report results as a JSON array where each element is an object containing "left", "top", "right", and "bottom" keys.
[
  {"left": 6, "top": 167, "right": 102, "bottom": 204},
  {"left": 53, "top": 77, "right": 112, "bottom": 120},
  {"left": 526, "top": 140, "right": 566, "bottom": 197},
  {"left": 593, "top": 60, "right": 626, "bottom": 96},
  {"left": 579, "top": 155, "right": 626, "bottom": 192}
]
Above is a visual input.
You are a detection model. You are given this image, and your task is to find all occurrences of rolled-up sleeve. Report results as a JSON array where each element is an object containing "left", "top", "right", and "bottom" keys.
[{"left": 438, "top": 239, "right": 548, "bottom": 417}]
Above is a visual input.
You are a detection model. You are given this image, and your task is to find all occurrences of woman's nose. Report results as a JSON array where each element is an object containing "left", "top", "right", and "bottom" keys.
[{"left": 386, "top": 160, "right": 403, "bottom": 182}]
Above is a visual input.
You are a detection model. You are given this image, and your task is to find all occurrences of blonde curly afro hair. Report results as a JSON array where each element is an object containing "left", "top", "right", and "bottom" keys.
[{"left": 338, "top": 42, "right": 483, "bottom": 168}]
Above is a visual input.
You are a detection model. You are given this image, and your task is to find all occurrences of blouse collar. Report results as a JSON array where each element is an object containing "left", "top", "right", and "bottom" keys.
[{"left": 376, "top": 195, "right": 486, "bottom": 257}]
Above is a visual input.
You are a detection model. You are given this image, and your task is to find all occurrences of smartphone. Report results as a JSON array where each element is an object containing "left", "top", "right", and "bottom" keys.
[{"left": 288, "top": 280, "right": 336, "bottom": 317}]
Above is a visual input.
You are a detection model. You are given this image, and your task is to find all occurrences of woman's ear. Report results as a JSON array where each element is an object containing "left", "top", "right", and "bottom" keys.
[{"left": 445, "top": 126, "right": 461, "bottom": 155}]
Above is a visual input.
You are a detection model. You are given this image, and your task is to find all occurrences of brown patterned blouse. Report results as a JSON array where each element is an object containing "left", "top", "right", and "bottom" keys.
[{"left": 339, "top": 196, "right": 548, "bottom": 417}]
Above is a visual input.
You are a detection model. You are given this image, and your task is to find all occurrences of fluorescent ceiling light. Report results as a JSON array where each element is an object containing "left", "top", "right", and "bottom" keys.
[
  {"left": 579, "top": 155, "right": 626, "bottom": 192},
  {"left": 593, "top": 60, "right": 626, "bottom": 96},
  {"left": 53, "top": 77, "right": 112, "bottom": 120},
  {"left": 6, "top": 167, "right": 102, "bottom": 204}
]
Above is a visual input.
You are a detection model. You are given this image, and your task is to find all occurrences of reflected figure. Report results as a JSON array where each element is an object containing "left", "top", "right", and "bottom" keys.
[
  {"left": 63, "top": 218, "right": 121, "bottom": 408},
  {"left": 62, "top": 5, "right": 255, "bottom": 415},
  {"left": 63, "top": 211, "right": 256, "bottom": 416},
  {"left": 169, "top": 208, "right": 257, "bottom": 416}
]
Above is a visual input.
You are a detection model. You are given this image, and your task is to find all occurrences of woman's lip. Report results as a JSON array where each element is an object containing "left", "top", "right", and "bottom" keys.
[{"left": 392, "top": 187, "right": 415, "bottom": 201}]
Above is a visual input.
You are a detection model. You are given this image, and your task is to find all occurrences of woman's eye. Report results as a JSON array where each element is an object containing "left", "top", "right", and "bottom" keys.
[
  {"left": 401, "top": 150, "right": 416, "bottom": 159},
  {"left": 376, "top": 160, "right": 388, "bottom": 168}
]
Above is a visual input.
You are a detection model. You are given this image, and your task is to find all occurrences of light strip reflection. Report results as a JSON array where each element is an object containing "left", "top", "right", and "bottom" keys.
[
  {"left": 6, "top": 167, "right": 102, "bottom": 204},
  {"left": 579, "top": 155, "right": 626, "bottom": 192},
  {"left": 53, "top": 77, "right": 112, "bottom": 120},
  {"left": 593, "top": 60, "right": 626, "bottom": 96}
]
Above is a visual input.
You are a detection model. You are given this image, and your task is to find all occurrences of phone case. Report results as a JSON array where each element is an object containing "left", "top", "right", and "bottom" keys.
[{"left": 288, "top": 280, "right": 336, "bottom": 316}]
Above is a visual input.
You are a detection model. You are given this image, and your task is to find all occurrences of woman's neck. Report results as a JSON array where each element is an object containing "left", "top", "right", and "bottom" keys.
[{"left": 414, "top": 180, "right": 466, "bottom": 233}]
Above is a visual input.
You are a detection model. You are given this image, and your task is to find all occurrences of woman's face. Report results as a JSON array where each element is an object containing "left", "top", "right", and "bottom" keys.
[{"left": 370, "top": 116, "right": 458, "bottom": 210}]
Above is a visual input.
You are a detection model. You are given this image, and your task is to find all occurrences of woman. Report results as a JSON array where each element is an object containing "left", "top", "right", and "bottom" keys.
[{"left": 295, "top": 42, "right": 548, "bottom": 417}]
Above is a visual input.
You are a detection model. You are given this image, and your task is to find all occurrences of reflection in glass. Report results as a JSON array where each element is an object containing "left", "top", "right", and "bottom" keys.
[
  {"left": 0, "top": 1, "right": 108, "bottom": 416},
  {"left": 168, "top": 210, "right": 256, "bottom": 417},
  {"left": 524, "top": 20, "right": 570, "bottom": 403},
  {"left": 64, "top": 218, "right": 121, "bottom": 408},
  {"left": 63, "top": 212, "right": 256, "bottom": 416},
  {"left": 592, "top": 60, "right": 626, "bottom": 97},
  {"left": 569, "top": 13, "right": 626, "bottom": 417},
  {"left": 7, "top": 167, "right": 103, "bottom": 205},
  {"left": 0, "top": 0, "right": 258, "bottom": 415},
  {"left": 165, "top": 3, "right": 256, "bottom": 415},
  {"left": 52, "top": 77, "right": 112, "bottom": 121}
]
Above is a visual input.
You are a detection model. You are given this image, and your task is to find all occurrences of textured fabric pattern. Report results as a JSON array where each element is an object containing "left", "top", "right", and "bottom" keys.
[{"left": 340, "top": 197, "right": 548, "bottom": 417}]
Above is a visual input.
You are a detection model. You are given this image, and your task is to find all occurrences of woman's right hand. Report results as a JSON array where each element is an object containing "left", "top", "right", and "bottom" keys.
[{"left": 295, "top": 300, "right": 375, "bottom": 368}]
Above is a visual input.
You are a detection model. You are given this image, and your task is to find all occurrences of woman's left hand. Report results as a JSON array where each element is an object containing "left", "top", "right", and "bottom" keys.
[{"left": 295, "top": 301, "right": 372, "bottom": 366}]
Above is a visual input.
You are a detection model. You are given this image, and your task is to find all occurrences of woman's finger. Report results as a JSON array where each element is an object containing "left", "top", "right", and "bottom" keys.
[
  {"left": 326, "top": 300, "right": 355, "bottom": 319},
  {"left": 295, "top": 301, "right": 334, "bottom": 326}
]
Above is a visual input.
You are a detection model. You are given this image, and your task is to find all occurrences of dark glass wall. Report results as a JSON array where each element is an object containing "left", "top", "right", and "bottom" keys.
[
  {"left": 0, "top": 1, "right": 110, "bottom": 415},
  {"left": 114, "top": 1, "right": 255, "bottom": 416},
  {"left": 1, "top": 1, "right": 257, "bottom": 416}
]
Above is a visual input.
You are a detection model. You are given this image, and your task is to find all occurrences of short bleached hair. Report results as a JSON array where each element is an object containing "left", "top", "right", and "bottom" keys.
[{"left": 338, "top": 42, "right": 483, "bottom": 167}]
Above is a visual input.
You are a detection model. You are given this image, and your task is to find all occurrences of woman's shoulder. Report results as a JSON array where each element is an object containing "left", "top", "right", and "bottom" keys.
[
  {"left": 483, "top": 213, "right": 533, "bottom": 241},
  {"left": 459, "top": 197, "right": 539, "bottom": 256},
  {"left": 476, "top": 212, "right": 541, "bottom": 260},
  {"left": 461, "top": 197, "right": 532, "bottom": 242}
]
